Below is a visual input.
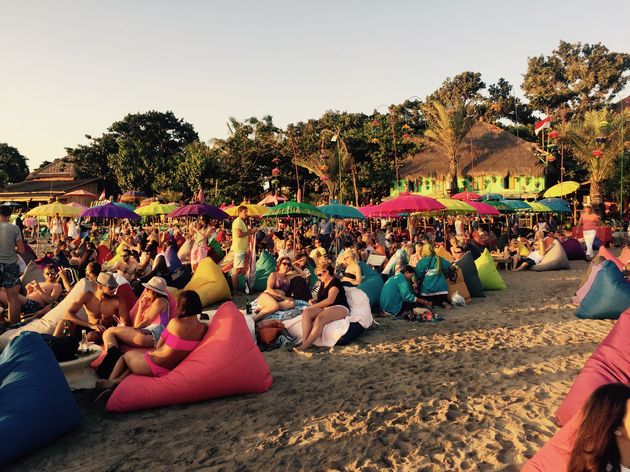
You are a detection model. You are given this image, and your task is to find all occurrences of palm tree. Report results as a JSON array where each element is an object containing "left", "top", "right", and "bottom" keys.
[
  {"left": 422, "top": 100, "right": 476, "bottom": 195},
  {"left": 566, "top": 109, "right": 629, "bottom": 205},
  {"left": 293, "top": 128, "right": 353, "bottom": 202}
]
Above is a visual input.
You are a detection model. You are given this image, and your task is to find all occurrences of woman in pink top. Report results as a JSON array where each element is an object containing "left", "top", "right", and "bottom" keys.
[
  {"left": 96, "top": 291, "right": 207, "bottom": 391},
  {"left": 578, "top": 203, "right": 600, "bottom": 259}
]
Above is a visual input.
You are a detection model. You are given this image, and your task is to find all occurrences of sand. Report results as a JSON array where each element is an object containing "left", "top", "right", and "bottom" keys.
[{"left": 8, "top": 258, "right": 615, "bottom": 471}]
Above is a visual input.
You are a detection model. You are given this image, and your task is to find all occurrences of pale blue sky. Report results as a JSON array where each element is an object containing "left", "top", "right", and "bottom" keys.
[{"left": 1, "top": 0, "right": 629, "bottom": 169}]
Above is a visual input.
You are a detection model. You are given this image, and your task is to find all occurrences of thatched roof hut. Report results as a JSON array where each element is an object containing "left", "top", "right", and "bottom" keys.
[{"left": 400, "top": 121, "right": 544, "bottom": 180}]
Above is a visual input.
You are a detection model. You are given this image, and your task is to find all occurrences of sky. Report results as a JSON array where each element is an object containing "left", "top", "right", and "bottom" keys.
[{"left": 1, "top": 0, "right": 629, "bottom": 170}]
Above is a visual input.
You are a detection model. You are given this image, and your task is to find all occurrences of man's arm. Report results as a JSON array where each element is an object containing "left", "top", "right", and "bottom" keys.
[{"left": 62, "top": 293, "right": 95, "bottom": 329}]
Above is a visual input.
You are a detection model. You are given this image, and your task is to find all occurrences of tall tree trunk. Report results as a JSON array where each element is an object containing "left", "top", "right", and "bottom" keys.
[
  {"left": 448, "top": 156, "right": 459, "bottom": 196},
  {"left": 351, "top": 164, "right": 359, "bottom": 207},
  {"left": 590, "top": 179, "right": 604, "bottom": 206}
]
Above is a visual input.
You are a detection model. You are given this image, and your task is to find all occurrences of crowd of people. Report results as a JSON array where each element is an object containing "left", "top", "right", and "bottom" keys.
[{"left": 0, "top": 202, "right": 603, "bottom": 390}]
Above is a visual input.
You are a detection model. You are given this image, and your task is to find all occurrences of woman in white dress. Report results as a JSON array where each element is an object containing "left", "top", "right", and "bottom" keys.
[{"left": 66, "top": 217, "right": 79, "bottom": 239}]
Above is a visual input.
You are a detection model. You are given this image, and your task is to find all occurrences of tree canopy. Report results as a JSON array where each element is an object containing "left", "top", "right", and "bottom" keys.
[{"left": 0, "top": 143, "right": 29, "bottom": 184}]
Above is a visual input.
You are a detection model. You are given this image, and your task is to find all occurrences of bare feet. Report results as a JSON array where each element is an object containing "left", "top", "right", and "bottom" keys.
[{"left": 95, "top": 379, "right": 119, "bottom": 390}]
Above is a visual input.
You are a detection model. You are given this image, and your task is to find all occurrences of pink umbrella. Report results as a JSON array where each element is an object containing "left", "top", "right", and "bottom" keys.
[
  {"left": 376, "top": 192, "right": 445, "bottom": 215},
  {"left": 66, "top": 202, "right": 87, "bottom": 209},
  {"left": 358, "top": 204, "right": 376, "bottom": 217},
  {"left": 466, "top": 201, "right": 500, "bottom": 216},
  {"left": 451, "top": 191, "right": 482, "bottom": 201}
]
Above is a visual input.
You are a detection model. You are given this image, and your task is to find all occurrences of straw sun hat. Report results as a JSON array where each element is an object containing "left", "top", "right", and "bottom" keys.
[{"left": 142, "top": 276, "right": 169, "bottom": 296}]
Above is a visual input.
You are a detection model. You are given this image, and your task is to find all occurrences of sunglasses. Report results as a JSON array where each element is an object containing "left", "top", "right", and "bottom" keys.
[
  {"left": 453, "top": 250, "right": 462, "bottom": 254},
  {"left": 44, "top": 271, "right": 56, "bottom": 276},
  {"left": 280, "top": 262, "right": 290, "bottom": 266},
  {"left": 316, "top": 272, "right": 325, "bottom": 277}
]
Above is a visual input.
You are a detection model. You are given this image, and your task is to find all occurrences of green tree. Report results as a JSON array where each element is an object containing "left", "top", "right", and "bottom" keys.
[
  {"left": 426, "top": 71, "right": 486, "bottom": 105},
  {"left": 485, "top": 78, "right": 534, "bottom": 125},
  {"left": 566, "top": 109, "right": 630, "bottom": 205},
  {"left": 174, "top": 141, "right": 220, "bottom": 198},
  {"left": 422, "top": 100, "right": 476, "bottom": 195},
  {"left": 66, "top": 133, "right": 119, "bottom": 195},
  {"left": 0, "top": 143, "right": 29, "bottom": 183},
  {"left": 522, "top": 41, "right": 630, "bottom": 117}
]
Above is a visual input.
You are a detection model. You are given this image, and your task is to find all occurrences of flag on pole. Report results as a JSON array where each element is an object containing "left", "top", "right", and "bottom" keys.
[
  {"left": 98, "top": 189, "right": 106, "bottom": 200},
  {"left": 534, "top": 116, "right": 551, "bottom": 135}
]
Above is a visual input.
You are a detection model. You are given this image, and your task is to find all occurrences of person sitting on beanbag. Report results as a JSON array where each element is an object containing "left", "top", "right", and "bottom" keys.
[
  {"left": 96, "top": 290, "right": 207, "bottom": 392},
  {"left": 514, "top": 239, "right": 547, "bottom": 271}
]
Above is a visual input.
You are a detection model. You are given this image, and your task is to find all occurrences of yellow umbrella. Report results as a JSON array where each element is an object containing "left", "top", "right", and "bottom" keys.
[
  {"left": 543, "top": 181, "right": 580, "bottom": 198},
  {"left": 26, "top": 202, "right": 81, "bottom": 217},
  {"left": 134, "top": 202, "right": 177, "bottom": 216},
  {"left": 527, "top": 202, "right": 553, "bottom": 212},
  {"left": 225, "top": 202, "right": 269, "bottom": 217}
]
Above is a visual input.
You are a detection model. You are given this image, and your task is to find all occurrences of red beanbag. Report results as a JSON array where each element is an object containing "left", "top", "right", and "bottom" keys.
[
  {"left": 555, "top": 307, "right": 630, "bottom": 426},
  {"left": 598, "top": 246, "right": 625, "bottom": 272},
  {"left": 521, "top": 413, "right": 581, "bottom": 471},
  {"left": 106, "top": 301, "right": 272, "bottom": 412}
]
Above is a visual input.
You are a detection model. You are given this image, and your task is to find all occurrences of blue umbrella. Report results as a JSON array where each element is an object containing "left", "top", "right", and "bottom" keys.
[
  {"left": 112, "top": 202, "right": 136, "bottom": 211},
  {"left": 481, "top": 193, "right": 504, "bottom": 202},
  {"left": 500, "top": 200, "right": 531, "bottom": 212},
  {"left": 538, "top": 198, "right": 571, "bottom": 213}
]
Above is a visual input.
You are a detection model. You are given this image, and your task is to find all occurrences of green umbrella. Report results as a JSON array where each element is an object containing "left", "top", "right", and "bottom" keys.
[
  {"left": 433, "top": 198, "right": 477, "bottom": 215},
  {"left": 527, "top": 202, "right": 553, "bottom": 213},
  {"left": 318, "top": 203, "right": 365, "bottom": 219},
  {"left": 500, "top": 200, "right": 531, "bottom": 212},
  {"left": 264, "top": 201, "right": 326, "bottom": 219},
  {"left": 135, "top": 202, "right": 178, "bottom": 216},
  {"left": 485, "top": 200, "right": 512, "bottom": 212},
  {"left": 111, "top": 202, "right": 136, "bottom": 211}
]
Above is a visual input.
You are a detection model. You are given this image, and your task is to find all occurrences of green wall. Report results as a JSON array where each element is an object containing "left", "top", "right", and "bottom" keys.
[{"left": 392, "top": 175, "right": 545, "bottom": 197}]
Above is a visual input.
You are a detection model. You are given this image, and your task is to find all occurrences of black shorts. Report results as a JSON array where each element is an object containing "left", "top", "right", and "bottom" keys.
[{"left": 0, "top": 262, "right": 20, "bottom": 289}]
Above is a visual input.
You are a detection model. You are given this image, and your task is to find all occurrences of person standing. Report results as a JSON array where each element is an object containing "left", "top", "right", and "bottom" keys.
[
  {"left": 578, "top": 203, "right": 600, "bottom": 260},
  {"left": 0, "top": 205, "right": 25, "bottom": 325},
  {"left": 231, "top": 206, "right": 256, "bottom": 294}
]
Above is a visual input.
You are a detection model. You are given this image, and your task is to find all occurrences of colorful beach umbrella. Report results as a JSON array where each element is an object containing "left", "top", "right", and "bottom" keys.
[
  {"left": 538, "top": 198, "right": 571, "bottom": 213},
  {"left": 26, "top": 202, "right": 82, "bottom": 218},
  {"left": 63, "top": 189, "right": 97, "bottom": 198},
  {"left": 434, "top": 198, "right": 477, "bottom": 214},
  {"left": 135, "top": 202, "right": 177, "bottom": 216},
  {"left": 527, "top": 202, "right": 553, "bottom": 213},
  {"left": 112, "top": 202, "right": 136, "bottom": 211},
  {"left": 376, "top": 192, "right": 445, "bottom": 215},
  {"left": 264, "top": 201, "right": 326, "bottom": 219},
  {"left": 225, "top": 202, "right": 269, "bottom": 217},
  {"left": 481, "top": 193, "right": 504, "bottom": 201},
  {"left": 465, "top": 201, "right": 500, "bottom": 215},
  {"left": 485, "top": 201, "right": 512, "bottom": 212},
  {"left": 543, "top": 181, "right": 580, "bottom": 198},
  {"left": 66, "top": 202, "right": 87, "bottom": 209},
  {"left": 167, "top": 204, "right": 228, "bottom": 220},
  {"left": 80, "top": 203, "right": 140, "bottom": 219},
  {"left": 451, "top": 191, "right": 482, "bottom": 201},
  {"left": 318, "top": 203, "right": 365, "bottom": 220},
  {"left": 500, "top": 200, "right": 532, "bottom": 212}
]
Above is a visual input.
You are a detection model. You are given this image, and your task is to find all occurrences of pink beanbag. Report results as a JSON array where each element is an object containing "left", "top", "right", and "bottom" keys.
[
  {"left": 598, "top": 246, "right": 625, "bottom": 272},
  {"left": 572, "top": 261, "right": 604, "bottom": 305},
  {"left": 521, "top": 413, "right": 581, "bottom": 472},
  {"left": 106, "top": 301, "right": 272, "bottom": 412},
  {"left": 555, "top": 308, "right": 630, "bottom": 426},
  {"left": 116, "top": 284, "right": 138, "bottom": 315}
]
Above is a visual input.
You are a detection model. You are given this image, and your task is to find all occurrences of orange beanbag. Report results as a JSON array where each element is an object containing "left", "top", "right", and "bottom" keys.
[{"left": 106, "top": 301, "right": 272, "bottom": 412}]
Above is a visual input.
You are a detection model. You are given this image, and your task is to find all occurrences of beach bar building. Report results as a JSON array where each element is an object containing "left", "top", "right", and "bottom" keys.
[
  {"left": 0, "top": 158, "right": 98, "bottom": 206},
  {"left": 397, "top": 121, "right": 546, "bottom": 198}
]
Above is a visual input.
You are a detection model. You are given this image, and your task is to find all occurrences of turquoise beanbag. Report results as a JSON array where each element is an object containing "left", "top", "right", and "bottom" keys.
[
  {"left": 253, "top": 251, "right": 276, "bottom": 292},
  {"left": 0, "top": 332, "right": 81, "bottom": 466},
  {"left": 358, "top": 261, "right": 384, "bottom": 307},
  {"left": 577, "top": 261, "right": 630, "bottom": 320}
]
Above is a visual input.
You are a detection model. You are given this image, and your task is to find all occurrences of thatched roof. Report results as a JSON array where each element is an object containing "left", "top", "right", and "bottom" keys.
[
  {"left": 26, "top": 157, "right": 77, "bottom": 181},
  {"left": 400, "top": 121, "right": 544, "bottom": 180}
]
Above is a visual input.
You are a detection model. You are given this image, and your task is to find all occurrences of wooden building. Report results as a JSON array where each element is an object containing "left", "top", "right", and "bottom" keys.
[
  {"left": 0, "top": 158, "right": 98, "bottom": 206},
  {"left": 397, "top": 121, "right": 547, "bottom": 198}
]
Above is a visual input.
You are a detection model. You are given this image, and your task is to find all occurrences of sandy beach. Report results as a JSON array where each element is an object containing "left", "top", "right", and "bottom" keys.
[{"left": 8, "top": 258, "right": 614, "bottom": 471}]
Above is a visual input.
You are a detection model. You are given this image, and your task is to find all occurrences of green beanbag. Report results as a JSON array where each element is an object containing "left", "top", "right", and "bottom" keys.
[
  {"left": 576, "top": 261, "right": 630, "bottom": 319},
  {"left": 455, "top": 252, "right": 485, "bottom": 298},
  {"left": 474, "top": 249, "right": 506, "bottom": 291},
  {"left": 253, "top": 251, "right": 276, "bottom": 292},
  {"left": 358, "top": 261, "right": 384, "bottom": 307},
  {"left": 306, "top": 261, "right": 318, "bottom": 289}
]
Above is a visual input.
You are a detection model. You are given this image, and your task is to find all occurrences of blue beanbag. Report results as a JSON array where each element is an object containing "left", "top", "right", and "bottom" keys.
[
  {"left": 0, "top": 332, "right": 81, "bottom": 466},
  {"left": 357, "top": 261, "right": 384, "bottom": 307},
  {"left": 576, "top": 261, "right": 630, "bottom": 320},
  {"left": 253, "top": 251, "right": 276, "bottom": 292}
]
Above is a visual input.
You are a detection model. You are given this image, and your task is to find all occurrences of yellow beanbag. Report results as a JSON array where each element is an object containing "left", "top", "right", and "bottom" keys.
[
  {"left": 183, "top": 257, "right": 231, "bottom": 307},
  {"left": 435, "top": 245, "right": 454, "bottom": 262},
  {"left": 474, "top": 249, "right": 506, "bottom": 291}
]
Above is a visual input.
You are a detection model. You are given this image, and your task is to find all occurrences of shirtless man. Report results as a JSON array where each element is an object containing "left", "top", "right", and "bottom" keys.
[
  {"left": 110, "top": 250, "right": 138, "bottom": 282},
  {"left": 54, "top": 272, "right": 130, "bottom": 343},
  {"left": 0, "top": 263, "right": 62, "bottom": 320}
]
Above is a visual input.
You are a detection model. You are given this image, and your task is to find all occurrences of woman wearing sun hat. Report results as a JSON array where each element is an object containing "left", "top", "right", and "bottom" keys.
[{"left": 99, "top": 276, "right": 172, "bottom": 367}]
